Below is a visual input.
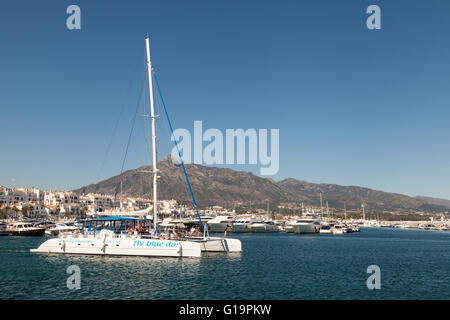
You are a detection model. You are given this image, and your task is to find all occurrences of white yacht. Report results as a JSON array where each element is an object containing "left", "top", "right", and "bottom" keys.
[
  {"left": 45, "top": 222, "right": 80, "bottom": 236},
  {"left": 342, "top": 225, "right": 353, "bottom": 233},
  {"left": 232, "top": 217, "right": 259, "bottom": 233},
  {"left": 285, "top": 222, "right": 295, "bottom": 233},
  {"left": 8, "top": 222, "right": 45, "bottom": 236},
  {"left": 206, "top": 216, "right": 235, "bottom": 233},
  {"left": 332, "top": 224, "right": 344, "bottom": 234},
  {"left": 288, "top": 216, "right": 321, "bottom": 234},
  {"left": 250, "top": 220, "right": 279, "bottom": 233},
  {"left": 319, "top": 224, "right": 332, "bottom": 234},
  {"left": 159, "top": 218, "right": 186, "bottom": 230},
  {"left": 0, "top": 222, "right": 12, "bottom": 236}
]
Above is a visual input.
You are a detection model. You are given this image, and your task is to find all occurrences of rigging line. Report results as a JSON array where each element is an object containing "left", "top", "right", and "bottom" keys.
[
  {"left": 152, "top": 72, "right": 206, "bottom": 234},
  {"left": 97, "top": 50, "right": 145, "bottom": 183},
  {"left": 152, "top": 75, "right": 172, "bottom": 158},
  {"left": 119, "top": 69, "right": 147, "bottom": 179},
  {"left": 152, "top": 75, "right": 192, "bottom": 211}
]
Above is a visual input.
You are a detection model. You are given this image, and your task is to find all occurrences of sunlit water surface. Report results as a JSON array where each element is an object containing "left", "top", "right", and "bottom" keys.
[{"left": 1, "top": 228, "right": 449, "bottom": 299}]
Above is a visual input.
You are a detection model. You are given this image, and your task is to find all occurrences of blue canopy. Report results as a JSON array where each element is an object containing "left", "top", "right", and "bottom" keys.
[{"left": 92, "top": 216, "right": 139, "bottom": 221}]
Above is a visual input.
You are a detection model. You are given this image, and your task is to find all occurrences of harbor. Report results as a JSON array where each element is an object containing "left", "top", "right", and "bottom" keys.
[{"left": 1, "top": 209, "right": 449, "bottom": 245}]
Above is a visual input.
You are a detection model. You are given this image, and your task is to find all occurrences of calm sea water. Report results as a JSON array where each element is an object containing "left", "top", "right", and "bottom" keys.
[{"left": 0, "top": 227, "right": 449, "bottom": 300}]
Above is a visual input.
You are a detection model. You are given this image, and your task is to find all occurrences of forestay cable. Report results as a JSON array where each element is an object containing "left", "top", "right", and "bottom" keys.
[{"left": 152, "top": 72, "right": 206, "bottom": 235}]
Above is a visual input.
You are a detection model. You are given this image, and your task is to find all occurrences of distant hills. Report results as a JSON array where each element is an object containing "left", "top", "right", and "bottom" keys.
[
  {"left": 415, "top": 196, "right": 450, "bottom": 209},
  {"left": 278, "top": 179, "right": 448, "bottom": 213},
  {"left": 74, "top": 155, "right": 449, "bottom": 213}
]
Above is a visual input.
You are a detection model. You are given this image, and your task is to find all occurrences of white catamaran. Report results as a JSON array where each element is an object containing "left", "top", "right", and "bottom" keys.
[{"left": 31, "top": 36, "right": 241, "bottom": 257}]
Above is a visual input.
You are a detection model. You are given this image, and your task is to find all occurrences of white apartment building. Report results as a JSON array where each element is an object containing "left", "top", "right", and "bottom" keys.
[
  {"left": 0, "top": 186, "right": 39, "bottom": 205},
  {"left": 80, "top": 194, "right": 116, "bottom": 211},
  {"left": 27, "top": 203, "right": 49, "bottom": 217},
  {"left": 44, "top": 191, "right": 80, "bottom": 206},
  {"left": 1, "top": 185, "right": 157, "bottom": 216}
]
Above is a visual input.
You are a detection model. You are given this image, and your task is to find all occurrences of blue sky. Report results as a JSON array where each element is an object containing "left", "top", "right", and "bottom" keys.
[{"left": 1, "top": 0, "right": 450, "bottom": 199}]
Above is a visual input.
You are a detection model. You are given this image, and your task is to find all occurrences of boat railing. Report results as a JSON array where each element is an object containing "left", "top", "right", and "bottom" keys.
[{"left": 57, "top": 230, "right": 177, "bottom": 241}]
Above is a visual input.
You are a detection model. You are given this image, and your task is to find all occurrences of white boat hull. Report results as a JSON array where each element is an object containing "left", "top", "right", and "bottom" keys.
[
  {"left": 285, "top": 225, "right": 295, "bottom": 233},
  {"left": 30, "top": 236, "right": 202, "bottom": 258},
  {"left": 232, "top": 224, "right": 250, "bottom": 233},
  {"left": 251, "top": 224, "right": 278, "bottom": 233},
  {"left": 293, "top": 224, "right": 319, "bottom": 234},
  {"left": 207, "top": 223, "right": 229, "bottom": 233}
]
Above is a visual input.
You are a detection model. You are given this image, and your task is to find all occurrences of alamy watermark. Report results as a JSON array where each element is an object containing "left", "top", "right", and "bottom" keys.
[
  {"left": 66, "top": 265, "right": 81, "bottom": 290},
  {"left": 65, "top": 5, "right": 380, "bottom": 31},
  {"left": 366, "top": 265, "right": 381, "bottom": 290},
  {"left": 170, "top": 121, "right": 279, "bottom": 175},
  {"left": 66, "top": 5, "right": 81, "bottom": 30},
  {"left": 366, "top": 5, "right": 381, "bottom": 30}
]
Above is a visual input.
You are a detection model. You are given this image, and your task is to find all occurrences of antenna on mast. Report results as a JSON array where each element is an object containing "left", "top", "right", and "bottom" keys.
[
  {"left": 320, "top": 193, "right": 323, "bottom": 216},
  {"left": 361, "top": 202, "right": 365, "bottom": 221},
  {"left": 344, "top": 201, "right": 347, "bottom": 220}
]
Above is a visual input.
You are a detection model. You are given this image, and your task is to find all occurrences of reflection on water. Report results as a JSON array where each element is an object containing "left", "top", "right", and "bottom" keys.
[{"left": 1, "top": 228, "right": 449, "bottom": 299}]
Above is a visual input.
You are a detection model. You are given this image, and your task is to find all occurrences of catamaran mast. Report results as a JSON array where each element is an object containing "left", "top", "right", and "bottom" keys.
[{"left": 145, "top": 36, "right": 158, "bottom": 229}]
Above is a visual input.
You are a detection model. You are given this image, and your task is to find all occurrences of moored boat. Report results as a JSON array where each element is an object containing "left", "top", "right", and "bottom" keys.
[
  {"left": 232, "top": 217, "right": 259, "bottom": 233},
  {"left": 206, "top": 216, "right": 235, "bottom": 233},
  {"left": 291, "top": 217, "right": 321, "bottom": 234},
  {"left": 0, "top": 222, "right": 12, "bottom": 236},
  {"left": 332, "top": 225, "right": 344, "bottom": 234},
  {"left": 8, "top": 221, "right": 45, "bottom": 236},
  {"left": 319, "top": 224, "right": 332, "bottom": 234},
  {"left": 31, "top": 217, "right": 202, "bottom": 257},
  {"left": 45, "top": 222, "right": 80, "bottom": 236},
  {"left": 250, "top": 220, "right": 279, "bottom": 233}
]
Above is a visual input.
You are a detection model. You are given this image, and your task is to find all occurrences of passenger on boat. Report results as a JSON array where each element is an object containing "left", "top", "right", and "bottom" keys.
[{"left": 172, "top": 227, "right": 179, "bottom": 239}]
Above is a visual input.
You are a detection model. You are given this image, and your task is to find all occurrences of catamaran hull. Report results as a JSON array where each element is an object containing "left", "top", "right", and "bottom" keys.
[
  {"left": 30, "top": 237, "right": 202, "bottom": 257},
  {"left": 195, "top": 237, "right": 242, "bottom": 252}
]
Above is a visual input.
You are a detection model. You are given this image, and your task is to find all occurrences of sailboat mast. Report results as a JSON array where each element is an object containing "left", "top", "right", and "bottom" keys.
[
  {"left": 320, "top": 193, "right": 323, "bottom": 215},
  {"left": 145, "top": 36, "right": 158, "bottom": 229}
]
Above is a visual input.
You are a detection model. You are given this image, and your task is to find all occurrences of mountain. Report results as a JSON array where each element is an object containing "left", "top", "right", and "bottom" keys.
[
  {"left": 278, "top": 178, "right": 446, "bottom": 212},
  {"left": 415, "top": 196, "right": 450, "bottom": 209},
  {"left": 74, "top": 155, "right": 300, "bottom": 208},
  {"left": 74, "top": 155, "right": 448, "bottom": 213}
]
